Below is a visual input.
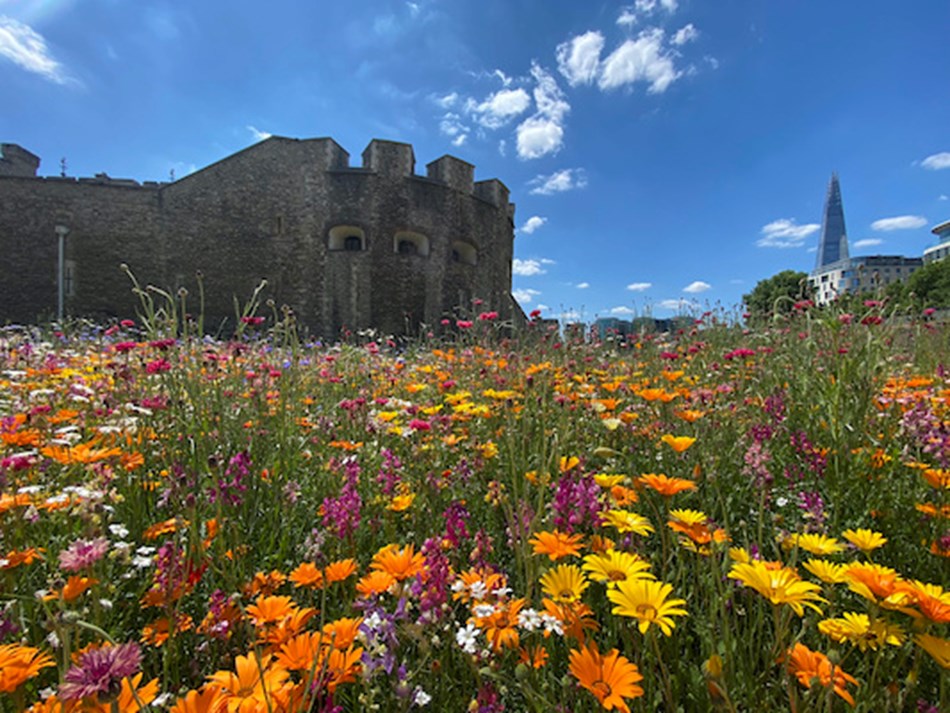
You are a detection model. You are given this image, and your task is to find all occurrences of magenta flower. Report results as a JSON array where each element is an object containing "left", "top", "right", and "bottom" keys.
[
  {"left": 59, "top": 642, "right": 142, "bottom": 701},
  {"left": 59, "top": 537, "right": 109, "bottom": 572}
]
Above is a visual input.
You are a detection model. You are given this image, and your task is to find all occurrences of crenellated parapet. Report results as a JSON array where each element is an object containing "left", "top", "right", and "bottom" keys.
[{"left": 0, "top": 136, "right": 519, "bottom": 336}]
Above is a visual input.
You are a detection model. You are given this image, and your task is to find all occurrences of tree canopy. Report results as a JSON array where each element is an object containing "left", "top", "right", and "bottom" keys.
[{"left": 743, "top": 270, "right": 812, "bottom": 318}]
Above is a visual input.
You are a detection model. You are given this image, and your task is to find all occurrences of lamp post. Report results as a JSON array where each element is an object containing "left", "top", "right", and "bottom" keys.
[{"left": 55, "top": 224, "right": 69, "bottom": 322}]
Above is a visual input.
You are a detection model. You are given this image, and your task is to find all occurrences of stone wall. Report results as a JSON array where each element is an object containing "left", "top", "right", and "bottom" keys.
[{"left": 0, "top": 137, "right": 520, "bottom": 336}]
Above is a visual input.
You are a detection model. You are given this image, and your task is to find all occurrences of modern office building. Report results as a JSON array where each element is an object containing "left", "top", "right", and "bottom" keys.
[
  {"left": 924, "top": 219, "right": 950, "bottom": 263},
  {"left": 809, "top": 175, "right": 922, "bottom": 304}
]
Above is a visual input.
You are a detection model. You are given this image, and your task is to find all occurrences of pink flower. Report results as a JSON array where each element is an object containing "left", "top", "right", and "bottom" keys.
[
  {"left": 113, "top": 341, "right": 137, "bottom": 353},
  {"left": 478, "top": 311, "right": 498, "bottom": 321},
  {"left": 59, "top": 537, "right": 110, "bottom": 572},
  {"left": 59, "top": 642, "right": 142, "bottom": 701},
  {"left": 409, "top": 419, "right": 431, "bottom": 431},
  {"left": 145, "top": 358, "right": 171, "bottom": 374},
  {"left": 456, "top": 320, "right": 473, "bottom": 329}
]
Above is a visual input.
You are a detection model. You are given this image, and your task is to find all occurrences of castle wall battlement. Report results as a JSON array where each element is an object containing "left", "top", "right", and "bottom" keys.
[{"left": 0, "top": 137, "right": 520, "bottom": 336}]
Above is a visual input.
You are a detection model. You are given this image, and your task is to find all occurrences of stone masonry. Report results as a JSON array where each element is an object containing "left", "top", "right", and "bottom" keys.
[{"left": 0, "top": 137, "right": 522, "bottom": 337}]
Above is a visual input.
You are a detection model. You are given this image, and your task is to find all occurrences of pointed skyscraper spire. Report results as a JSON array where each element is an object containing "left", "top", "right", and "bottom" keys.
[{"left": 815, "top": 173, "right": 849, "bottom": 270}]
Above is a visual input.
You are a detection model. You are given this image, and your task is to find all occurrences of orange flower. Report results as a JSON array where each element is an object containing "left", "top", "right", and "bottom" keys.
[
  {"left": 61, "top": 575, "right": 99, "bottom": 602},
  {"left": 322, "top": 617, "right": 363, "bottom": 650},
  {"left": 313, "top": 646, "right": 363, "bottom": 694},
  {"left": 0, "top": 643, "right": 55, "bottom": 693},
  {"left": 142, "top": 517, "right": 183, "bottom": 541},
  {"left": 207, "top": 653, "right": 291, "bottom": 713},
  {"left": 844, "top": 562, "right": 901, "bottom": 604},
  {"left": 141, "top": 613, "right": 194, "bottom": 647},
  {"left": 638, "top": 473, "right": 697, "bottom": 496},
  {"left": 41, "top": 441, "right": 123, "bottom": 465},
  {"left": 569, "top": 642, "right": 644, "bottom": 713},
  {"left": 169, "top": 687, "right": 225, "bottom": 713},
  {"left": 784, "top": 643, "right": 859, "bottom": 706},
  {"left": 276, "top": 631, "right": 323, "bottom": 672},
  {"left": 246, "top": 595, "right": 297, "bottom": 626},
  {"left": 519, "top": 644, "right": 549, "bottom": 669},
  {"left": 2, "top": 547, "right": 45, "bottom": 570},
  {"left": 289, "top": 562, "right": 324, "bottom": 589},
  {"left": 475, "top": 598, "right": 525, "bottom": 651},
  {"left": 660, "top": 434, "right": 696, "bottom": 453},
  {"left": 324, "top": 558, "right": 358, "bottom": 584},
  {"left": 356, "top": 570, "right": 397, "bottom": 597},
  {"left": 371, "top": 544, "right": 425, "bottom": 581},
  {"left": 243, "top": 570, "right": 287, "bottom": 597},
  {"left": 529, "top": 530, "right": 585, "bottom": 561}
]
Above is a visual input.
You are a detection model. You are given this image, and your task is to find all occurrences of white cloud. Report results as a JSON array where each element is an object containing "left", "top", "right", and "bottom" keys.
[
  {"left": 493, "top": 69, "right": 513, "bottom": 87},
  {"left": 247, "top": 125, "right": 272, "bottom": 142},
  {"left": 471, "top": 87, "right": 531, "bottom": 129},
  {"left": 853, "top": 238, "right": 883, "bottom": 248},
  {"left": 536, "top": 303, "right": 550, "bottom": 312},
  {"left": 433, "top": 92, "right": 458, "bottom": 109},
  {"left": 610, "top": 306, "right": 636, "bottom": 315},
  {"left": 683, "top": 280, "right": 711, "bottom": 293},
  {"left": 516, "top": 63, "right": 571, "bottom": 160},
  {"left": 757, "top": 218, "right": 820, "bottom": 248},
  {"left": 528, "top": 168, "right": 588, "bottom": 195},
  {"left": 439, "top": 112, "right": 469, "bottom": 145},
  {"left": 871, "top": 215, "right": 928, "bottom": 231},
  {"left": 512, "top": 259, "right": 547, "bottom": 276},
  {"left": 658, "top": 298, "right": 694, "bottom": 311},
  {"left": 516, "top": 118, "right": 564, "bottom": 160},
  {"left": 0, "top": 16, "right": 69, "bottom": 84},
  {"left": 519, "top": 216, "right": 547, "bottom": 234},
  {"left": 921, "top": 152, "right": 950, "bottom": 170},
  {"left": 627, "top": 282, "right": 652, "bottom": 291},
  {"left": 513, "top": 288, "right": 541, "bottom": 304},
  {"left": 617, "top": 9, "right": 639, "bottom": 28},
  {"left": 556, "top": 31, "right": 605, "bottom": 86},
  {"left": 671, "top": 24, "right": 699, "bottom": 46},
  {"left": 598, "top": 29, "right": 681, "bottom": 94},
  {"left": 560, "top": 310, "right": 582, "bottom": 322},
  {"left": 939, "top": 194, "right": 948, "bottom": 201},
  {"left": 498, "top": 140, "right": 507, "bottom": 156},
  {"left": 576, "top": 282, "right": 590, "bottom": 289},
  {"left": 540, "top": 258, "right": 557, "bottom": 265}
]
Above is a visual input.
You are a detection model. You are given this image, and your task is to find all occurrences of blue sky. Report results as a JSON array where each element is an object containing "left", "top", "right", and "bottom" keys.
[{"left": 2, "top": 0, "right": 948, "bottom": 322}]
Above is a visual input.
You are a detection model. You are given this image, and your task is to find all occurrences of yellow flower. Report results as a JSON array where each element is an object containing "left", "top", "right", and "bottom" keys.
[
  {"left": 783, "top": 532, "right": 845, "bottom": 556},
  {"left": 802, "top": 559, "right": 849, "bottom": 584},
  {"left": 583, "top": 550, "right": 654, "bottom": 588},
  {"left": 660, "top": 434, "right": 696, "bottom": 453},
  {"left": 728, "top": 560, "right": 825, "bottom": 616},
  {"left": 539, "top": 564, "right": 589, "bottom": 604},
  {"left": 915, "top": 633, "right": 950, "bottom": 669},
  {"left": 818, "top": 612, "right": 904, "bottom": 652},
  {"left": 841, "top": 528, "right": 887, "bottom": 554},
  {"left": 607, "top": 578, "right": 687, "bottom": 636},
  {"left": 593, "top": 474, "right": 627, "bottom": 488},
  {"left": 602, "top": 510, "right": 654, "bottom": 536}
]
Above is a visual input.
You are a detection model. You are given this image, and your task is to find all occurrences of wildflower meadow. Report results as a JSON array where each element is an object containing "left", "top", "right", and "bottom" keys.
[{"left": 1, "top": 298, "right": 948, "bottom": 712}]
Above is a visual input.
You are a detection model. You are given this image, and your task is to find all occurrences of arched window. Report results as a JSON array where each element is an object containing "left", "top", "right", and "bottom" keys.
[
  {"left": 393, "top": 231, "right": 429, "bottom": 257},
  {"left": 328, "top": 225, "right": 365, "bottom": 251},
  {"left": 451, "top": 240, "right": 477, "bottom": 266}
]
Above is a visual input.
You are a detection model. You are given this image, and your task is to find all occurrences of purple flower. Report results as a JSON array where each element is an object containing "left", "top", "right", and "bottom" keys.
[
  {"left": 322, "top": 457, "right": 362, "bottom": 539},
  {"left": 59, "top": 642, "right": 142, "bottom": 701},
  {"left": 59, "top": 537, "right": 110, "bottom": 572}
]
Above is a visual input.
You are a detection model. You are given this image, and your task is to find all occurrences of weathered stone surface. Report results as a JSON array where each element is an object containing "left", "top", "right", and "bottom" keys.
[{"left": 0, "top": 137, "right": 524, "bottom": 336}]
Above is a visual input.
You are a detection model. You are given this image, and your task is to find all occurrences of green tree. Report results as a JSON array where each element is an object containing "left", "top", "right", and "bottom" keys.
[
  {"left": 743, "top": 270, "right": 812, "bottom": 319},
  {"left": 905, "top": 258, "right": 950, "bottom": 309}
]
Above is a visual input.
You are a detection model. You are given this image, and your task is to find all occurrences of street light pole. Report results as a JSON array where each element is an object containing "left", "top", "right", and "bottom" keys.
[{"left": 55, "top": 225, "right": 69, "bottom": 322}]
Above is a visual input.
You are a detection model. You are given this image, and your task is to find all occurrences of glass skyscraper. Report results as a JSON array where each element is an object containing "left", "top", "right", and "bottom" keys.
[{"left": 814, "top": 173, "right": 849, "bottom": 270}]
